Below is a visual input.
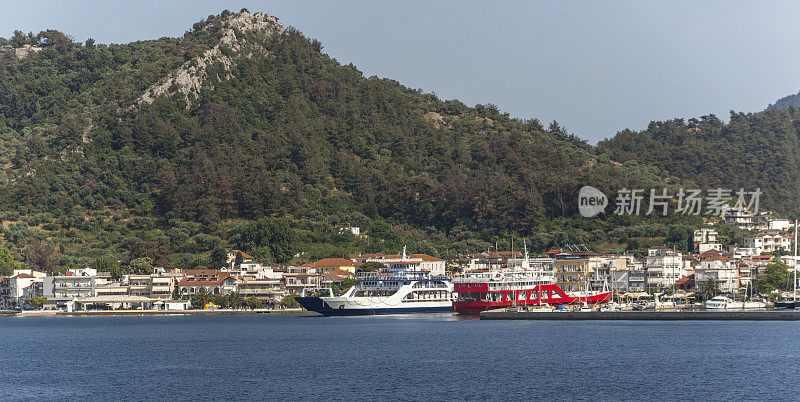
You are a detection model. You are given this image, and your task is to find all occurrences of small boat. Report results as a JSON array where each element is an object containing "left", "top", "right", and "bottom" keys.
[
  {"left": 705, "top": 296, "right": 744, "bottom": 310},
  {"left": 742, "top": 300, "right": 767, "bottom": 309},
  {"left": 525, "top": 305, "right": 553, "bottom": 312},
  {"left": 774, "top": 298, "right": 800, "bottom": 309}
]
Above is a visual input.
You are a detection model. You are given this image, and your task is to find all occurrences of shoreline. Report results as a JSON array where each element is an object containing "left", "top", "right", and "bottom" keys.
[
  {"left": 480, "top": 310, "right": 800, "bottom": 321},
  {"left": 1, "top": 308, "right": 313, "bottom": 317}
]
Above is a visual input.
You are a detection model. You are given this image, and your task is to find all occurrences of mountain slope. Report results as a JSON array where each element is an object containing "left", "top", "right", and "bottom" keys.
[
  {"left": 0, "top": 10, "right": 680, "bottom": 272},
  {"left": 597, "top": 109, "right": 800, "bottom": 216}
]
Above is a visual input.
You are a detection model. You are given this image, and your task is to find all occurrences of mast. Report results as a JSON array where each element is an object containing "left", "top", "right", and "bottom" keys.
[
  {"left": 511, "top": 237, "right": 514, "bottom": 268},
  {"left": 523, "top": 239, "right": 529, "bottom": 269},
  {"left": 672, "top": 244, "right": 676, "bottom": 302},
  {"left": 794, "top": 220, "right": 798, "bottom": 301}
]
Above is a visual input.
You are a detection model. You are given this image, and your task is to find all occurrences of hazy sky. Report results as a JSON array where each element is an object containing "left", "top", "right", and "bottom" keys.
[{"left": 4, "top": 1, "right": 800, "bottom": 143}]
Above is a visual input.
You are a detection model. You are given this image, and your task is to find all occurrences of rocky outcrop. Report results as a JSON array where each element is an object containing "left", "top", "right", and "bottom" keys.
[
  {"left": 0, "top": 44, "right": 44, "bottom": 59},
  {"left": 137, "top": 11, "right": 284, "bottom": 107}
]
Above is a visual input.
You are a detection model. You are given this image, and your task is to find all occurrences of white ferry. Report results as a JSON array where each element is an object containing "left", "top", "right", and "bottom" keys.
[{"left": 295, "top": 251, "right": 455, "bottom": 316}]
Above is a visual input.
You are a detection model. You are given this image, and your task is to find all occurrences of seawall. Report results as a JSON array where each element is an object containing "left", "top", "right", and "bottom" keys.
[
  {"left": 4, "top": 308, "right": 310, "bottom": 317},
  {"left": 480, "top": 310, "right": 800, "bottom": 321}
]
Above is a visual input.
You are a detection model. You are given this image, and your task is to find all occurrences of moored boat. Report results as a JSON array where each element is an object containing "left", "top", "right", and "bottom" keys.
[
  {"left": 705, "top": 296, "right": 744, "bottom": 310},
  {"left": 452, "top": 265, "right": 611, "bottom": 314},
  {"left": 774, "top": 299, "right": 800, "bottom": 309},
  {"left": 295, "top": 250, "right": 455, "bottom": 316},
  {"left": 742, "top": 300, "right": 767, "bottom": 309}
]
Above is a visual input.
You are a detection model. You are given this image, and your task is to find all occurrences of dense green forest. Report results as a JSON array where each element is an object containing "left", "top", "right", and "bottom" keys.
[
  {"left": 0, "top": 9, "right": 769, "bottom": 275},
  {"left": 597, "top": 109, "right": 800, "bottom": 216}
]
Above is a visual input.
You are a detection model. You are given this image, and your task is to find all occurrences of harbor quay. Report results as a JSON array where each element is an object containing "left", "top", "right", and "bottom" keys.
[
  {"left": 4, "top": 218, "right": 800, "bottom": 316},
  {"left": 480, "top": 310, "right": 800, "bottom": 321}
]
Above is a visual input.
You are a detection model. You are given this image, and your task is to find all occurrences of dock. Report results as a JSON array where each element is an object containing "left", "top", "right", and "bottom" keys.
[
  {"left": 2, "top": 308, "right": 311, "bottom": 317},
  {"left": 480, "top": 310, "right": 800, "bottom": 321}
]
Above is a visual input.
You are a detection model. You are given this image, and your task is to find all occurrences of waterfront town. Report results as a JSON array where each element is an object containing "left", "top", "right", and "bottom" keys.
[{"left": 2, "top": 206, "right": 799, "bottom": 314}]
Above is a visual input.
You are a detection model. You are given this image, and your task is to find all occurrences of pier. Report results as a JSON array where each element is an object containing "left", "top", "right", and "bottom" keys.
[{"left": 480, "top": 310, "right": 800, "bottom": 321}]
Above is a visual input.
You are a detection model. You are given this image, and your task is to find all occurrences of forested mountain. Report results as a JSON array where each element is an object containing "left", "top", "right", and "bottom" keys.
[
  {"left": 0, "top": 10, "right": 713, "bottom": 274},
  {"left": 766, "top": 90, "right": 800, "bottom": 111},
  {"left": 597, "top": 109, "right": 800, "bottom": 216}
]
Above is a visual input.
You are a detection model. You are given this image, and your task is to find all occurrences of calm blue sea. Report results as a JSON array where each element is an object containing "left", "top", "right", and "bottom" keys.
[{"left": 1, "top": 314, "right": 799, "bottom": 401}]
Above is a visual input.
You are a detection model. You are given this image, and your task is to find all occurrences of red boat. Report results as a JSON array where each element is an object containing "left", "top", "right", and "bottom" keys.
[{"left": 452, "top": 268, "right": 611, "bottom": 314}]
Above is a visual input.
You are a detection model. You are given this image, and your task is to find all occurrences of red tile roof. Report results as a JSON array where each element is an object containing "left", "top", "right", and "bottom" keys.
[
  {"left": 327, "top": 268, "right": 354, "bottom": 278},
  {"left": 468, "top": 251, "right": 523, "bottom": 258},
  {"left": 313, "top": 258, "right": 359, "bottom": 268},
  {"left": 178, "top": 269, "right": 233, "bottom": 286},
  {"left": 699, "top": 250, "right": 722, "bottom": 258},
  {"left": 178, "top": 275, "right": 233, "bottom": 287},
  {"left": 321, "top": 272, "right": 348, "bottom": 281},
  {"left": 409, "top": 253, "right": 444, "bottom": 262},
  {"left": 230, "top": 250, "right": 255, "bottom": 260},
  {"left": 349, "top": 253, "right": 387, "bottom": 260},
  {"left": 182, "top": 269, "right": 221, "bottom": 276},
  {"left": 11, "top": 273, "right": 34, "bottom": 279},
  {"left": 675, "top": 274, "right": 694, "bottom": 286},
  {"left": 702, "top": 255, "right": 733, "bottom": 262}
]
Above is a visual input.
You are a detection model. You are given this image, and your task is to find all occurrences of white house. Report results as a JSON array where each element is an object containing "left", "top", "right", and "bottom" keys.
[
  {"left": 743, "top": 232, "right": 792, "bottom": 254},
  {"left": 695, "top": 255, "right": 739, "bottom": 293},
  {"left": 340, "top": 226, "right": 360, "bottom": 236},
  {"left": 722, "top": 206, "right": 761, "bottom": 230},
  {"left": 693, "top": 228, "right": 723, "bottom": 253},
  {"left": 645, "top": 248, "right": 685, "bottom": 290},
  {"left": 177, "top": 269, "right": 237, "bottom": 296},
  {"left": 224, "top": 250, "right": 283, "bottom": 280},
  {"left": 769, "top": 219, "right": 792, "bottom": 231},
  {"left": 1, "top": 269, "right": 46, "bottom": 308}
]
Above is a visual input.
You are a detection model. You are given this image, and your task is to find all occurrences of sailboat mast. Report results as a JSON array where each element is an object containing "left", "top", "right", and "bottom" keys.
[{"left": 794, "top": 220, "right": 798, "bottom": 300}]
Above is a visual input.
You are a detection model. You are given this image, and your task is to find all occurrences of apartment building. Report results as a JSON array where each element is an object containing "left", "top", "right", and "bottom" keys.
[
  {"left": 0, "top": 269, "right": 46, "bottom": 308},
  {"left": 695, "top": 255, "right": 739, "bottom": 293},
  {"left": 743, "top": 231, "right": 792, "bottom": 254},
  {"left": 126, "top": 274, "right": 178, "bottom": 299},
  {"left": 42, "top": 273, "right": 102, "bottom": 307},
  {"left": 553, "top": 251, "right": 598, "bottom": 292},
  {"left": 237, "top": 277, "right": 284, "bottom": 300},
  {"left": 177, "top": 269, "right": 237, "bottom": 296},
  {"left": 645, "top": 248, "right": 685, "bottom": 290}
]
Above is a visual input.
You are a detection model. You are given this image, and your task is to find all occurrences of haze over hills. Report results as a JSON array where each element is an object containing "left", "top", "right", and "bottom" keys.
[
  {"left": 766, "top": 90, "right": 800, "bottom": 112},
  {"left": 0, "top": 9, "right": 791, "bottom": 274}
]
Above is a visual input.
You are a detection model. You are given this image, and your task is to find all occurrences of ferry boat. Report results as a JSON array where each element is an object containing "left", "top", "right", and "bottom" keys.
[
  {"left": 295, "top": 251, "right": 456, "bottom": 316},
  {"left": 452, "top": 256, "right": 611, "bottom": 314}
]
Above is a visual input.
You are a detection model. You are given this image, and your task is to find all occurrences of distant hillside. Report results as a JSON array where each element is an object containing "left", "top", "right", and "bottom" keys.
[
  {"left": 766, "top": 90, "right": 800, "bottom": 111},
  {"left": 0, "top": 10, "right": 682, "bottom": 273},
  {"left": 597, "top": 109, "right": 800, "bottom": 216}
]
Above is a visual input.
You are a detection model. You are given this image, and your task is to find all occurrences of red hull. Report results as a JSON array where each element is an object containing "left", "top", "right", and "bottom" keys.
[{"left": 453, "top": 283, "right": 611, "bottom": 314}]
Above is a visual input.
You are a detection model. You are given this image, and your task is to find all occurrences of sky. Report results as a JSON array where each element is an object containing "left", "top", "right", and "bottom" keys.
[{"left": 3, "top": 0, "right": 800, "bottom": 143}]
